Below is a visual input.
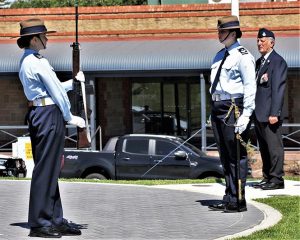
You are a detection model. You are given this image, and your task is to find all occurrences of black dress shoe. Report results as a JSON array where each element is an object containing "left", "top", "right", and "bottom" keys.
[
  {"left": 29, "top": 226, "right": 61, "bottom": 238},
  {"left": 224, "top": 202, "right": 247, "bottom": 213},
  {"left": 252, "top": 179, "right": 269, "bottom": 188},
  {"left": 54, "top": 220, "right": 81, "bottom": 236},
  {"left": 208, "top": 203, "right": 227, "bottom": 211},
  {"left": 261, "top": 182, "right": 284, "bottom": 190}
]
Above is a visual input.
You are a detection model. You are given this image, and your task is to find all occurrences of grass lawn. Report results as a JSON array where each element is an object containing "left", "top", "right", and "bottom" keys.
[{"left": 236, "top": 196, "right": 300, "bottom": 240}]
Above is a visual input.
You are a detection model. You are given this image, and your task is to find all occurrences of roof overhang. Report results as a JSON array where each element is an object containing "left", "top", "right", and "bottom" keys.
[{"left": 1, "top": 37, "right": 299, "bottom": 75}]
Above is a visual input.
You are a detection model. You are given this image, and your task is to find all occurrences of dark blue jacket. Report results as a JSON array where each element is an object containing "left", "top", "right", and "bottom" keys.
[{"left": 254, "top": 50, "right": 287, "bottom": 122}]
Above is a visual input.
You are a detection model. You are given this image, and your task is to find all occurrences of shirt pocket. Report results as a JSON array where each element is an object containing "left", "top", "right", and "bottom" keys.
[{"left": 221, "top": 61, "right": 239, "bottom": 81}]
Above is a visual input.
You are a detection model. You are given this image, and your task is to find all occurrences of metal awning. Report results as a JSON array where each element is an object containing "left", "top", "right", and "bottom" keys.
[{"left": 0, "top": 37, "right": 299, "bottom": 74}]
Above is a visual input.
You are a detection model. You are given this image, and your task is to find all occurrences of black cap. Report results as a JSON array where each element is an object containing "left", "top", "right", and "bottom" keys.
[{"left": 257, "top": 28, "right": 275, "bottom": 39}]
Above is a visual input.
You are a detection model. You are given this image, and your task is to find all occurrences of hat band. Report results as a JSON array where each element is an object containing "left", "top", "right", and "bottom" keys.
[
  {"left": 20, "top": 25, "right": 47, "bottom": 36},
  {"left": 219, "top": 21, "right": 240, "bottom": 29}
]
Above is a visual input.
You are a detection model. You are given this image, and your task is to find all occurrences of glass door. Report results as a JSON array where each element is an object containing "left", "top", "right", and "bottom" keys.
[
  {"left": 131, "top": 77, "right": 201, "bottom": 139},
  {"left": 132, "top": 82, "right": 161, "bottom": 133}
]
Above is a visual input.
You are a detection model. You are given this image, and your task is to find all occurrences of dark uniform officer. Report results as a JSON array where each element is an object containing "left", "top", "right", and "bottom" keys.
[
  {"left": 252, "top": 28, "right": 287, "bottom": 190},
  {"left": 17, "top": 18, "right": 85, "bottom": 238},
  {"left": 208, "top": 16, "right": 256, "bottom": 212}
]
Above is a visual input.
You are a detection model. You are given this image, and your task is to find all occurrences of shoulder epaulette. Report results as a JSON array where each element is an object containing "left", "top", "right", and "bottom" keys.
[
  {"left": 33, "top": 53, "right": 43, "bottom": 59},
  {"left": 238, "top": 47, "right": 248, "bottom": 55}
]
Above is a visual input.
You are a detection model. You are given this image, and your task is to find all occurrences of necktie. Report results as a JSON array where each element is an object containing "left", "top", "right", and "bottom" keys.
[
  {"left": 211, "top": 50, "right": 229, "bottom": 95},
  {"left": 256, "top": 57, "right": 265, "bottom": 77},
  {"left": 259, "top": 57, "right": 265, "bottom": 70}
]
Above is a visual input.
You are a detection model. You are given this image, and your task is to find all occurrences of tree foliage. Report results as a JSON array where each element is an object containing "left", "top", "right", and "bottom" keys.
[{"left": 10, "top": 0, "right": 148, "bottom": 8}]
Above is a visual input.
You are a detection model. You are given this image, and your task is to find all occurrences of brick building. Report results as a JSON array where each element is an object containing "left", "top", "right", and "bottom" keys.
[{"left": 0, "top": 1, "right": 299, "bottom": 149}]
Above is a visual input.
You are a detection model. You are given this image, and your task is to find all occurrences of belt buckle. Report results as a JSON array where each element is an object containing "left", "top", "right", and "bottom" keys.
[
  {"left": 41, "top": 98, "right": 46, "bottom": 106},
  {"left": 212, "top": 94, "right": 220, "bottom": 101}
]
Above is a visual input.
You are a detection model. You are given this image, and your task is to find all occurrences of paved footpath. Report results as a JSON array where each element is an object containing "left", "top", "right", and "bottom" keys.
[{"left": 0, "top": 180, "right": 298, "bottom": 240}]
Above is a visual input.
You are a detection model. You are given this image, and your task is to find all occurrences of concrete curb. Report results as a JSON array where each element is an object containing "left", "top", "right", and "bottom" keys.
[
  {"left": 214, "top": 200, "right": 282, "bottom": 240},
  {"left": 153, "top": 182, "right": 300, "bottom": 239}
]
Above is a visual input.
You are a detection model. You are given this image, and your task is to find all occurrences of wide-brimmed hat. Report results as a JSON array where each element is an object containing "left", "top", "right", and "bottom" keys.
[
  {"left": 217, "top": 15, "right": 242, "bottom": 38},
  {"left": 217, "top": 15, "right": 240, "bottom": 30},
  {"left": 17, "top": 18, "right": 56, "bottom": 38}
]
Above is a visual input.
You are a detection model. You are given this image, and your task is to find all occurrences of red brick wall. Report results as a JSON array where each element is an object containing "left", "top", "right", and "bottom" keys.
[
  {"left": 288, "top": 72, "right": 300, "bottom": 123},
  {"left": 0, "top": 77, "right": 27, "bottom": 124},
  {"left": 0, "top": 2, "right": 299, "bottom": 42}
]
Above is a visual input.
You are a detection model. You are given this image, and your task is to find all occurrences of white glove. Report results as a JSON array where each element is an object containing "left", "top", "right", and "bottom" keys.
[
  {"left": 68, "top": 115, "right": 86, "bottom": 128},
  {"left": 234, "top": 115, "right": 250, "bottom": 134},
  {"left": 75, "top": 71, "right": 85, "bottom": 82},
  {"left": 207, "top": 115, "right": 211, "bottom": 126}
]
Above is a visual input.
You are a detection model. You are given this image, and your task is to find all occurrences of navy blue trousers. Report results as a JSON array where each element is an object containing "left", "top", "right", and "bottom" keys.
[
  {"left": 211, "top": 98, "right": 249, "bottom": 203},
  {"left": 254, "top": 119, "right": 284, "bottom": 184},
  {"left": 28, "top": 105, "right": 65, "bottom": 228}
]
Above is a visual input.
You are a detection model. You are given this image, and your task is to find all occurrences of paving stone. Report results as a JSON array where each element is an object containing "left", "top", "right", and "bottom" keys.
[{"left": 0, "top": 180, "right": 264, "bottom": 240}]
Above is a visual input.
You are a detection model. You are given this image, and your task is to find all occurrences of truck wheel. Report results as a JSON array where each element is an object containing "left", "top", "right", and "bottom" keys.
[{"left": 85, "top": 173, "right": 107, "bottom": 180}]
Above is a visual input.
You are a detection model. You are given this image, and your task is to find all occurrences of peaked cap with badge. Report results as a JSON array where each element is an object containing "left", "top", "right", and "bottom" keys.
[
  {"left": 217, "top": 15, "right": 242, "bottom": 38},
  {"left": 257, "top": 28, "right": 275, "bottom": 39}
]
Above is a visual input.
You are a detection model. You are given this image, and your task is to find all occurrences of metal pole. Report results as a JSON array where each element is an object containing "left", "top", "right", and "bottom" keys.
[
  {"left": 75, "top": 0, "right": 78, "bottom": 43},
  {"left": 232, "top": 0, "right": 240, "bottom": 43},
  {"left": 231, "top": 0, "right": 239, "bottom": 19},
  {"left": 236, "top": 134, "right": 241, "bottom": 211},
  {"left": 89, "top": 78, "right": 96, "bottom": 150},
  {"left": 200, "top": 73, "right": 207, "bottom": 153}
]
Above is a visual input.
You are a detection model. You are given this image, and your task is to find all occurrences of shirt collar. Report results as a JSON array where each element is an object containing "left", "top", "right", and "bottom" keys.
[
  {"left": 24, "top": 48, "right": 38, "bottom": 57},
  {"left": 262, "top": 49, "right": 273, "bottom": 61},
  {"left": 225, "top": 41, "right": 240, "bottom": 52}
]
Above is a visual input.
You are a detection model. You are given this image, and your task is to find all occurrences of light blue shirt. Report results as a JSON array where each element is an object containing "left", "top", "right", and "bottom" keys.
[
  {"left": 19, "top": 49, "right": 73, "bottom": 121},
  {"left": 210, "top": 41, "right": 257, "bottom": 117}
]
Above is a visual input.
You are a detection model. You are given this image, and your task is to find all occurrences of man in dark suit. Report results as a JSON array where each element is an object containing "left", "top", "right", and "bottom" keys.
[{"left": 253, "top": 28, "right": 287, "bottom": 190}]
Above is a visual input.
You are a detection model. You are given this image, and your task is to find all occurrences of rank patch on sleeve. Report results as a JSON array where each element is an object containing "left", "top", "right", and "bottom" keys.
[{"left": 238, "top": 48, "right": 248, "bottom": 55}]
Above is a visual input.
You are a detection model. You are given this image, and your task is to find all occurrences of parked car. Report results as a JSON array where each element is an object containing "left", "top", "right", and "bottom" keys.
[
  {"left": 0, "top": 154, "right": 27, "bottom": 178},
  {"left": 61, "top": 134, "right": 224, "bottom": 180}
]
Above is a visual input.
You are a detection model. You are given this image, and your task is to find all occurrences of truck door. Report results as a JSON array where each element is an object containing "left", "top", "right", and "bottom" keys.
[
  {"left": 115, "top": 138, "right": 152, "bottom": 179},
  {"left": 150, "top": 139, "right": 191, "bottom": 179}
]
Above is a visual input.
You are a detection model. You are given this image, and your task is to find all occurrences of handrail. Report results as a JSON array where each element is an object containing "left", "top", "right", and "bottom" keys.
[
  {"left": 204, "top": 123, "right": 300, "bottom": 151},
  {"left": 0, "top": 123, "right": 299, "bottom": 152},
  {"left": 0, "top": 125, "right": 102, "bottom": 151}
]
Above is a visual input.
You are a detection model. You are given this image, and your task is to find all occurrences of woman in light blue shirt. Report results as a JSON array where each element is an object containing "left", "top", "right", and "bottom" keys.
[
  {"left": 208, "top": 16, "right": 256, "bottom": 213},
  {"left": 17, "top": 18, "right": 84, "bottom": 238}
]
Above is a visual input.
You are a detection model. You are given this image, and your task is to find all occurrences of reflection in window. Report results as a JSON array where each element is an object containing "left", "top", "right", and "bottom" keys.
[
  {"left": 132, "top": 82, "right": 161, "bottom": 133},
  {"left": 155, "top": 140, "right": 177, "bottom": 156},
  {"left": 125, "top": 139, "right": 148, "bottom": 154}
]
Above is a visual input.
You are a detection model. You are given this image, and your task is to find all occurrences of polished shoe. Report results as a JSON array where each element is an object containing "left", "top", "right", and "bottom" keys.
[
  {"left": 224, "top": 202, "right": 247, "bottom": 213},
  {"left": 29, "top": 226, "right": 61, "bottom": 238},
  {"left": 252, "top": 179, "right": 269, "bottom": 188},
  {"left": 261, "top": 182, "right": 284, "bottom": 190},
  {"left": 208, "top": 203, "right": 227, "bottom": 211},
  {"left": 54, "top": 220, "right": 81, "bottom": 236}
]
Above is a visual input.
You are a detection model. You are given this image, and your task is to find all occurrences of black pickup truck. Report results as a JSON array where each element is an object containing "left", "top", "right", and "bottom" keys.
[{"left": 61, "top": 134, "right": 224, "bottom": 180}]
